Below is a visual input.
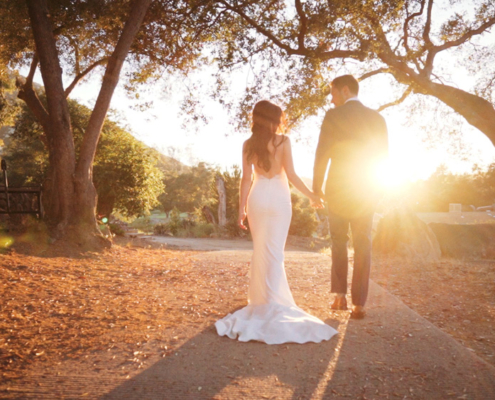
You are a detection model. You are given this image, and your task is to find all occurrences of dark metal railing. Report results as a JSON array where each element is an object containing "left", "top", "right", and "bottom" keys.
[{"left": 0, "top": 159, "right": 43, "bottom": 218}]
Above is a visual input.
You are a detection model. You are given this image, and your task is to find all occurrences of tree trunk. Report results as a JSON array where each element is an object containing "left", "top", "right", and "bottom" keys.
[
  {"left": 216, "top": 176, "right": 227, "bottom": 227},
  {"left": 24, "top": 0, "right": 151, "bottom": 249},
  {"left": 26, "top": 0, "right": 76, "bottom": 237},
  {"left": 418, "top": 81, "right": 495, "bottom": 146},
  {"left": 96, "top": 193, "right": 116, "bottom": 219},
  {"left": 202, "top": 205, "right": 217, "bottom": 225},
  {"left": 73, "top": 0, "right": 152, "bottom": 234},
  {"left": 385, "top": 60, "right": 495, "bottom": 146}
]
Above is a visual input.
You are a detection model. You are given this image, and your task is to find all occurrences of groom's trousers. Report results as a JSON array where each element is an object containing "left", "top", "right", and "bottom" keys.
[{"left": 328, "top": 210, "right": 374, "bottom": 307}]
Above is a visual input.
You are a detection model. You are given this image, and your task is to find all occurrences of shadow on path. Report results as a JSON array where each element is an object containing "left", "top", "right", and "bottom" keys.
[
  {"left": 103, "top": 250, "right": 495, "bottom": 399},
  {"left": 103, "top": 318, "right": 343, "bottom": 399},
  {"left": 320, "top": 284, "right": 495, "bottom": 399}
]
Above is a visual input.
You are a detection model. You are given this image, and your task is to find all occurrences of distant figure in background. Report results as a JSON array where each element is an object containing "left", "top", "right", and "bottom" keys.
[
  {"left": 215, "top": 100, "right": 337, "bottom": 344},
  {"left": 313, "top": 75, "right": 389, "bottom": 319}
]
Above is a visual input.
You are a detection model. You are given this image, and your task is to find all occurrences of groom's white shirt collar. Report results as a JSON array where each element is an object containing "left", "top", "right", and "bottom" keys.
[{"left": 345, "top": 96, "right": 360, "bottom": 104}]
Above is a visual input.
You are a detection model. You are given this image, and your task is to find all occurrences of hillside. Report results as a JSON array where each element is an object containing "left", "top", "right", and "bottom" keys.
[{"left": 147, "top": 147, "right": 189, "bottom": 175}]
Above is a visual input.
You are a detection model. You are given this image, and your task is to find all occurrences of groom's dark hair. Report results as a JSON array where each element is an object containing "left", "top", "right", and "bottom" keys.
[{"left": 332, "top": 75, "right": 359, "bottom": 95}]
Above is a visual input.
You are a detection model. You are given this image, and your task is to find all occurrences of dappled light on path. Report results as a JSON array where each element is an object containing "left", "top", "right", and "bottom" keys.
[
  {"left": 311, "top": 315, "right": 350, "bottom": 399},
  {"left": 104, "top": 321, "right": 341, "bottom": 399}
]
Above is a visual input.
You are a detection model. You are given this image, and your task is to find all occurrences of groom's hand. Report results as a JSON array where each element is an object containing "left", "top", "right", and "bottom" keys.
[
  {"left": 310, "top": 199, "right": 324, "bottom": 209},
  {"left": 309, "top": 192, "right": 325, "bottom": 209}
]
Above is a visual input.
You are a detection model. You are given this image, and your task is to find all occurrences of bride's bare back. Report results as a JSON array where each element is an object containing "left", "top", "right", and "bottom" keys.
[
  {"left": 251, "top": 135, "right": 287, "bottom": 178},
  {"left": 241, "top": 134, "right": 316, "bottom": 201}
]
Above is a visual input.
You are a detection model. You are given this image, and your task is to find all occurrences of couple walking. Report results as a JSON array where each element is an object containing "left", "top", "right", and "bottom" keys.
[{"left": 215, "top": 75, "right": 389, "bottom": 344}]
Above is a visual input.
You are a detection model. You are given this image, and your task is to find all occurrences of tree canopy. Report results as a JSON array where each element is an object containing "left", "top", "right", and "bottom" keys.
[
  {"left": 0, "top": 0, "right": 216, "bottom": 246},
  {"left": 0, "top": 0, "right": 210, "bottom": 97},
  {"left": 194, "top": 0, "right": 495, "bottom": 144},
  {"left": 159, "top": 162, "right": 216, "bottom": 214},
  {"left": 3, "top": 99, "right": 164, "bottom": 218}
]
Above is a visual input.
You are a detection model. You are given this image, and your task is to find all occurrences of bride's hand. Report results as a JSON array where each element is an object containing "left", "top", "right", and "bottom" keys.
[
  {"left": 309, "top": 193, "right": 324, "bottom": 209},
  {"left": 238, "top": 210, "right": 248, "bottom": 230}
]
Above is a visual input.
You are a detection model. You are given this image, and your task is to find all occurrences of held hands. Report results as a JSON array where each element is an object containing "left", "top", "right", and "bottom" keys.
[
  {"left": 238, "top": 209, "right": 248, "bottom": 230},
  {"left": 309, "top": 192, "right": 325, "bottom": 209}
]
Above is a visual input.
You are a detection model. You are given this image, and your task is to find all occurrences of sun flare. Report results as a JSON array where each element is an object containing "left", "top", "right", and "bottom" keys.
[
  {"left": 374, "top": 159, "right": 404, "bottom": 188},
  {"left": 373, "top": 157, "right": 435, "bottom": 189}
]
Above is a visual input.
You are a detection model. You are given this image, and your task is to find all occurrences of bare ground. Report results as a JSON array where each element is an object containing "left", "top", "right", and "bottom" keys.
[
  {"left": 0, "top": 235, "right": 494, "bottom": 398},
  {"left": 151, "top": 234, "right": 495, "bottom": 368},
  {"left": 371, "top": 256, "right": 495, "bottom": 368}
]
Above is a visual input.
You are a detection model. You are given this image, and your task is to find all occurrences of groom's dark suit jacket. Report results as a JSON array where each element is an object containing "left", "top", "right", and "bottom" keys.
[{"left": 313, "top": 100, "right": 388, "bottom": 218}]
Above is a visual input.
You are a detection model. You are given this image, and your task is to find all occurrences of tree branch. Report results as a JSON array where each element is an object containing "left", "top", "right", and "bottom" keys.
[
  {"left": 76, "top": 0, "right": 152, "bottom": 178},
  {"left": 318, "top": 49, "right": 365, "bottom": 61},
  {"left": 358, "top": 67, "right": 389, "bottom": 81},
  {"left": 434, "top": 16, "right": 495, "bottom": 53},
  {"left": 67, "top": 36, "right": 81, "bottom": 75},
  {"left": 25, "top": 0, "right": 76, "bottom": 205},
  {"left": 16, "top": 81, "right": 50, "bottom": 148},
  {"left": 403, "top": 0, "right": 426, "bottom": 52},
  {"left": 218, "top": 0, "right": 294, "bottom": 54},
  {"left": 377, "top": 86, "right": 413, "bottom": 112},
  {"left": 16, "top": 53, "right": 50, "bottom": 142},
  {"left": 392, "top": 37, "right": 404, "bottom": 53},
  {"left": 219, "top": 43, "right": 269, "bottom": 69},
  {"left": 295, "top": 0, "right": 308, "bottom": 51},
  {"left": 422, "top": 15, "right": 495, "bottom": 79},
  {"left": 26, "top": 0, "right": 72, "bottom": 134},
  {"left": 422, "top": 0, "right": 434, "bottom": 47},
  {"left": 64, "top": 58, "right": 109, "bottom": 98},
  {"left": 26, "top": 52, "right": 39, "bottom": 87},
  {"left": 367, "top": 14, "right": 419, "bottom": 80},
  {"left": 219, "top": 0, "right": 364, "bottom": 60},
  {"left": 422, "top": 51, "right": 435, "bottom": 78}
]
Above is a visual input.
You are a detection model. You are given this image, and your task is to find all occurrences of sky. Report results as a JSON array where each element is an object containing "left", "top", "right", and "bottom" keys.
[{"left": 66, "top": 66, "right": 495, "bottom": 185}]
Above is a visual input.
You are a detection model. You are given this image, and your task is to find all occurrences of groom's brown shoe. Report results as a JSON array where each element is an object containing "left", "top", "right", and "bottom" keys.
[
  {"left": 330, "top": 296, "right": 348, "bottom": 311},
  {"left": 350, "top": 305, "right": 366, "bottom": 319}
]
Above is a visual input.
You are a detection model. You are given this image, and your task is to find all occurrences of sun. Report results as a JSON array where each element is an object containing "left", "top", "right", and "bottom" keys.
[
  {"left": 374, "top": 159, "right": 404, "bottom": 188},
  {"left": 373, "top": 157, "right": 435, "bottom": 189}
]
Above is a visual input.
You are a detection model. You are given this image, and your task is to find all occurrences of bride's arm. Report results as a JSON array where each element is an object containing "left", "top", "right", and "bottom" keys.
[
  {"left": 238, "top": 141, "right": 253, "bottom": 230},
  {"left": 283, "top": 137, "right": 323, "bottom": 206}
]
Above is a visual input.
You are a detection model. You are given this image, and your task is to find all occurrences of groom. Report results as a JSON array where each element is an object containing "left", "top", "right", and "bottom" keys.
[{"left": 313, "top": 74, "right": 388, "bottom": 319}]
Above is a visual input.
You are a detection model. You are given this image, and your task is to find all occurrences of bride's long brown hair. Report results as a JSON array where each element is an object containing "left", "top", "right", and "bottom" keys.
[{"left": 244, "top": 100, "right": 287, "bottom": 172}]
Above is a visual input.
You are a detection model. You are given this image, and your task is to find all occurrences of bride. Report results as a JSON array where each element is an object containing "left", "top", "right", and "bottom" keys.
[{"left": 215, "top": 100, "right": 338, "bottom": 344}]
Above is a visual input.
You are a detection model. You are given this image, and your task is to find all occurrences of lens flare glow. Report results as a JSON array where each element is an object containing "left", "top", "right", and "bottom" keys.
[
  {"left": 0, "top": 236, "right": 14, "bottom": 248},
  {"left": 373, "top": 156, "right": 439, "bottom": 189},
  {"left": 374, "top": 159, "right": 405, "bottom": 188}
]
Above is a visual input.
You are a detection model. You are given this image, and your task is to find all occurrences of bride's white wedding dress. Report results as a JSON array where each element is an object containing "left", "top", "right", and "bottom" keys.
[{"left": 215, "top": 170, "right": 338, "bottom": 344}]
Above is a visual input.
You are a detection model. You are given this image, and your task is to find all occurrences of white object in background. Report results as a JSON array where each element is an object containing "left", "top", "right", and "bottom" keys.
[{"left": 449, "top": 203, "right": 462, "bottom": 213}]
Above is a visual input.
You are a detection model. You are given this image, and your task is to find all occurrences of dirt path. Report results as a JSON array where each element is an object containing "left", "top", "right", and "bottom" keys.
[
  {"left": 1, "top": 240, "right": 494, "bottom": 399},
  {"left": 148, "top": 236, "right": 255, "bottom": 251}
]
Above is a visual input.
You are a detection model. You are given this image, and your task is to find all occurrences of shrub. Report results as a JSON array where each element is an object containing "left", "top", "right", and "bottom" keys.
[
  {"left": 192, "top": 223, "right": 216, "bottom": 238},
  {"left": 152, "top": 216, "right": 214, "bottom": 238},
  {"left": 129, "top": 216, "right": 153, "bottom": 232},
  {"left": 221, "top": 217, "right": 244, "bottom": 237},
  {"left": 153, "top": 223, "right": 169, "bottom": 235},
  {"left": 167, "top": 207, "right": 184, "bottom": 235},
  {"left": 109, "top": 223, "right": 126, "bottom": 236},
  {"left": 175, "top": 228, "right": 190, "bottom": 238},
  {"left": 289, "top": 192, "right": 318, "bottom": 237}
]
